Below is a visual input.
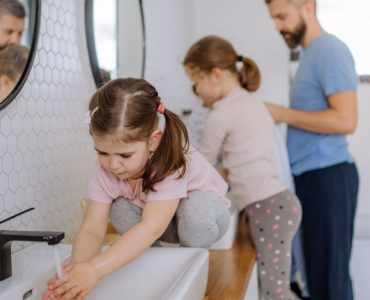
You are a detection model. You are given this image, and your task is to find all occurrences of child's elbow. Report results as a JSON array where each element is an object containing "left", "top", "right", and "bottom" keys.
[{"left": 143, "top": 220, "right": 167, "bottom": 240}]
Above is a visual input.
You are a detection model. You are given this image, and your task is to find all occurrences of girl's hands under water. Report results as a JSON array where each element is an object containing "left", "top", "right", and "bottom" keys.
[{"left": 42, "top": 262, "right": 99, "bottom": 300}]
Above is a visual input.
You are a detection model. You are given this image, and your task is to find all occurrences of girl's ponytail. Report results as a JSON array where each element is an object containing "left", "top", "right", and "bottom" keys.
[
  {"left": 142, "top": 106, "right": 189, "bottom": 193},
  {"left": 238, "top": 56, "right": 261, "bottom": 92},
  {"left": 183, "top": 35, "right": 261, "bottom": 93}
]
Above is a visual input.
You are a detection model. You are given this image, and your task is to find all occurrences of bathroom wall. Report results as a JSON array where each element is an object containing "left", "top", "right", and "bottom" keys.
[
  {"left": 142, "top": 0, "right": 196, "bottom": 114},
  {"left": 348, "top": 84, "right": 370, "bottom": 238},
  {"left": 192, "top": 0, "right": 290, "bottom": 106},
  {"left": 0, "top": 0, "right": 96, "bottom": 247},
  {"left": 142, "top": 0, "right": 289, "bottom": 112}
]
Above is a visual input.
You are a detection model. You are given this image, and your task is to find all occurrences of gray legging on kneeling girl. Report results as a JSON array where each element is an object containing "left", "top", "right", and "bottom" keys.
[{"left": 109, "top": 190, "right": 230, "bottom": 248}]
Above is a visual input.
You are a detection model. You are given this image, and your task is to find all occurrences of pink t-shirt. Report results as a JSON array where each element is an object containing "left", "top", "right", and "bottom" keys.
[{"left": 88, "top": 147, "right": 230, "bottom": 208}]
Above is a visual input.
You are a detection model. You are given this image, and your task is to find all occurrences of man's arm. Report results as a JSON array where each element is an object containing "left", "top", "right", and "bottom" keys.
[{"left": 266, "top": 91, "right": 357, "bottom": 134}]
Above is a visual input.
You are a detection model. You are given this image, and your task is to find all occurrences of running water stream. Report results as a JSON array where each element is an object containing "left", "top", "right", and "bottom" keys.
[{"left": 52, "top": 245, "right": 63, "bottom": 278}]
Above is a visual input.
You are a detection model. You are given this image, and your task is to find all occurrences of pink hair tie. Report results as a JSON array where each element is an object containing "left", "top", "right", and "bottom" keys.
[
  {"left": 84, "top": 106, "right": 99, "bottom": 124},
  {"left": 157, "top": 102, "right": 165, "bottom": 114}
]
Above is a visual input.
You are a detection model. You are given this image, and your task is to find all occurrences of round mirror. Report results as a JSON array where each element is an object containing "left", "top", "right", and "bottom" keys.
[
  {"left": 85, "top": 0, "right": 145, "bottom": 88},
  {"left": 0, "top": 0, "right": 41, "bottom": 110}
]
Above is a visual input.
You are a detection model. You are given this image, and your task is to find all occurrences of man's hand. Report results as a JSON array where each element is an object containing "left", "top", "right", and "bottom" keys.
[{"left": 265, "top": 102, "right": 286, "bottom": 123}]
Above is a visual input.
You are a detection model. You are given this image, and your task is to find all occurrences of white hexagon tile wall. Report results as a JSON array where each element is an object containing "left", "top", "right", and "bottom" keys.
[{"left": 0, "top": 0, "right": 97, "bottom": 248}]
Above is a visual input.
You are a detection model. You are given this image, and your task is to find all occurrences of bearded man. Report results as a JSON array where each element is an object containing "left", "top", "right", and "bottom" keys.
[
  {"left": 0, "top": 0, "right": 25, "bottom": 51},
  {"left": 264, "top": 1, "right": 359, "bottom": 300}
]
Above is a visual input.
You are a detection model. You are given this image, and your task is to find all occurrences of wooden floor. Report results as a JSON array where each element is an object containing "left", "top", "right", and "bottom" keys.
[{"left": 204, "top": 216, "right": 256, "bottom": 300}]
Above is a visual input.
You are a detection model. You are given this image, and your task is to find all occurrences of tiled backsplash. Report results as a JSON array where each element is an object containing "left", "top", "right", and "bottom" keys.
[{"left": 0, "top": 0, "right": 96, "bottom": 246}]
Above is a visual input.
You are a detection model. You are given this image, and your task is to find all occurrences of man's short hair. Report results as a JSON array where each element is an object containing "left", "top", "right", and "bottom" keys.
[{"left": 0, "top": 0, "right": 25, "bottom": 19}]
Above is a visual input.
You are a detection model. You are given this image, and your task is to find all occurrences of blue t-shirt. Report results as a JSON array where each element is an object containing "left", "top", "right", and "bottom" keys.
[{"left": 288, "top": 33, "right": 358, "bottom": 175}]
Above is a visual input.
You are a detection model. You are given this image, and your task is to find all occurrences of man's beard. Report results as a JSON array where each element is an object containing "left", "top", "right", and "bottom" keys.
[{"left": 280, "top": 20, "right": 306, "bottom": 49}]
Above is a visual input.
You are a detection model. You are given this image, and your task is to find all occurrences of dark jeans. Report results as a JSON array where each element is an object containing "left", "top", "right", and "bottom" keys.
[{"left": 294, "top": 162, "right": 359, "bottom": 300}]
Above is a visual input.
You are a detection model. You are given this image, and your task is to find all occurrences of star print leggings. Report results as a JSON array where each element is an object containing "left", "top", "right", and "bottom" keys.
[{"left": 245, "top": 189, "right": 302, "bottom": 300}]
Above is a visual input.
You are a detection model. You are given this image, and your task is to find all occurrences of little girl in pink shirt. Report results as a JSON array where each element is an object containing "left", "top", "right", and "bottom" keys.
[{"left": 44, "top": 78, "right": 230, "bottom": 299}]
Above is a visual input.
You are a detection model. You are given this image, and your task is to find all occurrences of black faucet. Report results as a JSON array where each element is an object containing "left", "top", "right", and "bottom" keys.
[{"left": 0, "top": 230, "right": 65, "bottom": 281}]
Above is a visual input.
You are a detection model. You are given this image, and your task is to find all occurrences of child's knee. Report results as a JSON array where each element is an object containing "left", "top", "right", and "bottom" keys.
[
  {"left": 178, "top": 191, "right": 229, "bottom": 219},
  {"left": 109, "top": 197, "right": 142, "bottom": 234},
  {"left": 176, "top": 191, "right": 230, "bottom": 247},
  {"left": 177, "top": 218, "right": 219, "bottom": 247}
]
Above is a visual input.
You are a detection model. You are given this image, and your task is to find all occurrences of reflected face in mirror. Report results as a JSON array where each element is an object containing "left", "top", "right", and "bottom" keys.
[
  {"left": 0, "top": 0, "right": 40, "bottom": 110},
  {"left": 0, "top": 0, "right": 26, "bottom": 50}
]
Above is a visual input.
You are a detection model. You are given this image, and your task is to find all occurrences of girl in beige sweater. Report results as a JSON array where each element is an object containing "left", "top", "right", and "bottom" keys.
[{"left": 184, "top": 35, "right": 301, "bottom": 300}]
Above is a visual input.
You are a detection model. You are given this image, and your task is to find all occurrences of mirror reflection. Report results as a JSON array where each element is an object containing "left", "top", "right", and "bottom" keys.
[
  {"left": 86, "top": 0, "right": 145, "bottom": 87},
  {"left": 0, "top": 0, "right": 39, "bottom": 107},
  {"left": 93, "top": 0, "right": 116, "bottom": 82},
  {"left": 0, "top": 44, "right": 28, "bottom": 102}
]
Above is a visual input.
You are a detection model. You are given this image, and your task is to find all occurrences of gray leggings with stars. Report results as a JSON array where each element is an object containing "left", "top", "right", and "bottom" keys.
[
  {"left": 109, "top": 190, "right": 230, "bottom": 248},
  {"left": 245, "top": 189, "right": 302, "bottom": 300}
]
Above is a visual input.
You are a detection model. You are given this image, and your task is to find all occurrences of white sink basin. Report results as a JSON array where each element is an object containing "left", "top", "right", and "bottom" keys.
[{"left": 0, "top": 244, "right": 209, "bottom": 300}]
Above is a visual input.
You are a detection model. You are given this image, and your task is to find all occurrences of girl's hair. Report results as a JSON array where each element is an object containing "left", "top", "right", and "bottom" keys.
[
  {"left": 183, "top": 35, "right": 261, "bottom": 92},
  {"left": 89, "top": 78, "right": 189, "bottom": 192},
  {"left": 0, "top": 45, "right": 29, "bottom": 80}
]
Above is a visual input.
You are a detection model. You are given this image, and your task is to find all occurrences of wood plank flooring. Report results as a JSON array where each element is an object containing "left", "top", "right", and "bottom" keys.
[{"left": 204, "top": 216, "right": 256, "bottom": 300}]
